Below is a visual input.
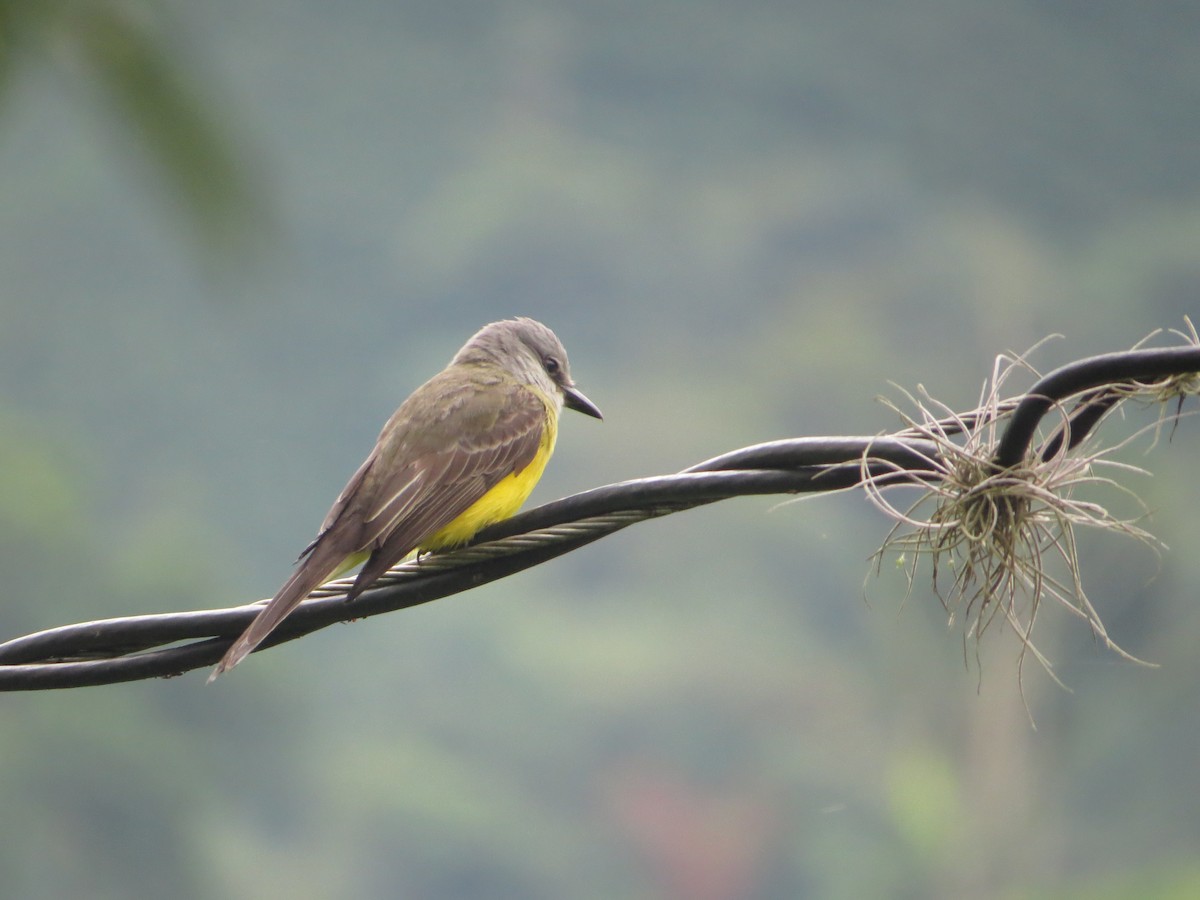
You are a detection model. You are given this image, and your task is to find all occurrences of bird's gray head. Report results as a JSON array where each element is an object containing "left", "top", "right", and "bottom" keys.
[{"left": 453, "top": 317, "right": 603, "bottom": 419}]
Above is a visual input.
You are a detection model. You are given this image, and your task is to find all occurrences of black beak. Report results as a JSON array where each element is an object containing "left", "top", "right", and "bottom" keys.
[{"left": 563, "top": 384, "right": 603, "bottom": 420}]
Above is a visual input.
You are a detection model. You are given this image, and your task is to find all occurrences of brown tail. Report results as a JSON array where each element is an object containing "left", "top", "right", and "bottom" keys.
[{"left": 208, "top": 539, "right": 349, "bottom": 681}]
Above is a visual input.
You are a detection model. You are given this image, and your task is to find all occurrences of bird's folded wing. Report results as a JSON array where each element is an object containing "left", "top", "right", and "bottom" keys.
[{"left": 343, "top": 384, "right": 548, "bottom": 595}]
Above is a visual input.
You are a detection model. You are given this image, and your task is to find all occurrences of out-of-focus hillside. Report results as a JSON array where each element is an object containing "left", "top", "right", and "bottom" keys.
[{"left": 1, "top": 2, "right": 1198, "bottom": 897}]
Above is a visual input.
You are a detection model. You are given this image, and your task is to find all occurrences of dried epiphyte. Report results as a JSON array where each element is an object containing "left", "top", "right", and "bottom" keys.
[{"left": 865, "top": 344, "right": 1163, "bottom": 708}]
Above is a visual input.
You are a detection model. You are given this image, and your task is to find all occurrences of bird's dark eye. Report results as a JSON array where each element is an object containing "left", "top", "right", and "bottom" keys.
[{"left": 543, "top": 356, "right": 561, "bottom": 376}]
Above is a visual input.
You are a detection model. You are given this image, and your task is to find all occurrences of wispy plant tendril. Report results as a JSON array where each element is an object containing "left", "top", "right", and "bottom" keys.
[{"left": 864, "top": 337, "right": 1179, "bottom": 709}]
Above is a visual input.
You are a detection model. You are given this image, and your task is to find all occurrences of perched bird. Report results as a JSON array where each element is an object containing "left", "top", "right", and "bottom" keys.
[{"left": 210, "top": 317, "right": 602, "bottom": 679}]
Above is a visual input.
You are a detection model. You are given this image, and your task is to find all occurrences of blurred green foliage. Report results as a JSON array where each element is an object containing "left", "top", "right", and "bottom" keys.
[
  {"left": 1, "top": 1, "right": 1199, "bottom": 898},
  {"left": 0, "top": 0, "right": 265, "bottom": 256}
]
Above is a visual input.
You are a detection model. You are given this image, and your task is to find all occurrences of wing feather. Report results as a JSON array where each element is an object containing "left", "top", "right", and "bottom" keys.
[
  {"left": 346, "top": 389, "right": 546, "bottom": 598},
  {"left": 212, "top": 371, "right": 549, "bottom": 677}
]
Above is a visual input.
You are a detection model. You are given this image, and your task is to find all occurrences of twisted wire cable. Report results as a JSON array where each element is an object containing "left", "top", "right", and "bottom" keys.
[{"left": 2, "top": 345, "right": 1196, "bottom": 691}]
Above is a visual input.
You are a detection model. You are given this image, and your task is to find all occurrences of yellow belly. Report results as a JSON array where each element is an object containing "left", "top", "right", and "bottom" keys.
[{"left": 420, "top": 420, "right": 556, "bottom": 551}]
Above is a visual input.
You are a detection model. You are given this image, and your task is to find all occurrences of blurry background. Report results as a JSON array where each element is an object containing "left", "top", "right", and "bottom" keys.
[{"left": 2, "top": 1, "right": 1199, "bottom": 897}]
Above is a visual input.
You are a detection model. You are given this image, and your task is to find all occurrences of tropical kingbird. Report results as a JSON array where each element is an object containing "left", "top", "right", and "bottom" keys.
[{"left": 210, "top": 317, "right": 602, "bottom": 679}]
